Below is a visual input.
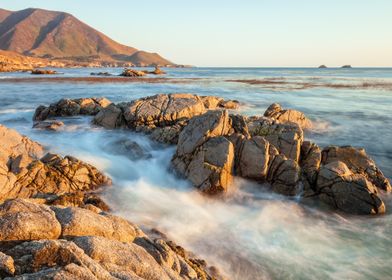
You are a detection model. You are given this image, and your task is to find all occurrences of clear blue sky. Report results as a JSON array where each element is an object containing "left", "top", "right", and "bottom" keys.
[{"left": 1, "top": 0, "right": 392, "bottom": 67}]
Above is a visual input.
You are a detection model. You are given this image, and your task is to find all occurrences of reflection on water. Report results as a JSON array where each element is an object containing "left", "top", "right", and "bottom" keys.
[{"left": 0, "top": 68, "right": 391, "bottom": 279}]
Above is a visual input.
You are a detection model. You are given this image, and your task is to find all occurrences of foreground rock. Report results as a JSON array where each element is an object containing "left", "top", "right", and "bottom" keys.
[
  {"left": 0, "top": 199, "right": 221, "bottom": 279},
  {"left": 0, "top": 125, "right": 111, "bottom": 202},
  {"left": 33, "top": 97, "right": 112, "bottom": 121}
]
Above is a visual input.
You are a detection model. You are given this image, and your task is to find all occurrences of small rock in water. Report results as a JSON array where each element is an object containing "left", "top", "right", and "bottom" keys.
[
  {"left": 108, "top": 139, "right": 152, "bottom": 160},
  {"left": 31, "top": 69, "right": 57, "bottom": 75},
  {"left": 120, "top": 68, "right": 146, "bottom": 77},
  {"left": 33, "top": 120, "right": 64, "bottom": 131}
]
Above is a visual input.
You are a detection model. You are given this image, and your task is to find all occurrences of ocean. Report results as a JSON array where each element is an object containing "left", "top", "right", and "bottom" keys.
[{"left": 1, "top": 67, "right": 391, "bottom": 279}]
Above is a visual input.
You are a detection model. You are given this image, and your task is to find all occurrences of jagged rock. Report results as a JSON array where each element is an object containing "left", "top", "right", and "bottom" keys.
[
  {"left": 123, "top": 93, "right": 207, "bottom": 128},
  {"left": 32, "top": 120, "right": 64, "bottom": 131},
  {"left": 236, "top": 136, "right": 270, "bottom": 180},
  {"left": 0, "top": 125, "right": 111, "bottom": 202},
  {"left": 267, "top": 154, "right": 301, "bottom": 196},
  {"left": 0, "top": 199, "right": 220, "bottom": 279},
  {"left": 230, "top": 114, "right": 250, "bottom": 137},
  {"left": 37, "top": 192, "right": 110, "bottom": 211},
  {"left": 148, "top": 123, "right": 185, "bottom": 144},
  {"left": 247, "top": 116, "right": 303, "bottom": 162},
  {"left": 33, "top": 97, "right": 112, "bottom": 121},
  {"left": 0, "top": 199, "right": 61, "bottom": 241},
  {"left": 321, "top": 146, "right": 391, "bottom": 192},
  {"left": 300, "top": 141, "right": 322, "bottom": 195},
  {"left": 5, "top": 239, "right": 115, "bottom": 279},
  {"left": 264, "top": 103, "right": 312, "bottom": 129},
  {"left": 0, "top": 252, "right": 14, "bottom": 277},
  {"left": 53, "top": 206, "right": 141, "bottom": 243},
  {"left": 120, "top": 68, "right": 146, "bottom": 77},
  {"left": 185, "top": 136, "right": 234, "bottom": 194},
  {"left": 93, "top": 103, "right": 124, "bottom": 129},
  {"left": 73, "top": 236, "right": 177, "bottom": 280},
  {"left": 316, "top": 161, "right": 385, "bottom": 214},
  {"left": 172, "top": 110, "right": 233, "bottom": 193}
]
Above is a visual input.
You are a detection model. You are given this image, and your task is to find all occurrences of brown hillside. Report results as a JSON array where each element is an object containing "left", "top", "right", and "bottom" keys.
[
  {"left": 0, "top": 8, "right": 11, "bottom": 22},
  {"left": 120, "top": 51, "right": 173, "bottom": 66},
  {"left": 0, "top": 8, "right": 175, "bottom": 66}
]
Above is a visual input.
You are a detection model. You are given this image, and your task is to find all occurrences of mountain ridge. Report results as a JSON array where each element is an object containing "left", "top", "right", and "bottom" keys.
[{"left": 0, "top": 8, "right": 174, "bottom": 66}]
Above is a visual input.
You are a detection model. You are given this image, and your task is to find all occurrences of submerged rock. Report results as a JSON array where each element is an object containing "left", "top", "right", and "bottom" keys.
[
  {"left": 33, "top": 97, "right": 112, "bottom": 121},
  {"left": 32, "top": 120, "right": 64, "bottom": 131}
]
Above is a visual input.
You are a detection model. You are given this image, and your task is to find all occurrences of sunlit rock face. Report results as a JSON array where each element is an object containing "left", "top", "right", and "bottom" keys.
[
  {"left": 0, "top": 199, "right": 221, "bottom": 279},
  {"left": 28, "top": 94, "right": 391, "bottom": 216},
  {"left": 0, "top": 124, "right": 111, "bottom": 202}
]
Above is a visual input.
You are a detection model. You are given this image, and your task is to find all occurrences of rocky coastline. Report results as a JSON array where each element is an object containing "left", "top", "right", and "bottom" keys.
[{"left": 1, "top": 93, "right": 390, "bottom": 279}]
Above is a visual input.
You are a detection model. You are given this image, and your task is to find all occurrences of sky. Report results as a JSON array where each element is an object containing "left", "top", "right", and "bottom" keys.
[{"left": 1, "top": 0, "right": 392, "bottom": 67}]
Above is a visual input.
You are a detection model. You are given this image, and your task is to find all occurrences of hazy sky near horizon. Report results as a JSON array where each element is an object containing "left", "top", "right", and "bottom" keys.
[{"left": 1, "top": 0, "right": 392, "bottom": 67}]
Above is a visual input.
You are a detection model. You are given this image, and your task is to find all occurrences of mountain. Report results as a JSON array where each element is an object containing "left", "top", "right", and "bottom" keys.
[{"left": 0, "top": 8, "right": 174, "bottom": 66}]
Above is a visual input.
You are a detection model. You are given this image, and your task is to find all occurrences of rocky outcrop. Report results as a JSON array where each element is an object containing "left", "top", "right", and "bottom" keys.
[
  {"left": 0, "top": 125, "right": 111, "bottom": 202},
  {"left": 29, "top": 94, "right": 391, "bottom": 215},
  {"left": 316, "top": 161, "right": 385, "bottom": 214},
  {"left": 264, "top": 103, "right": 312, "bottom": 129},
  {"left": 0, "top": 199, "right": 221, "bottom": 279},
  {"left": 33, "top": 97, "right": 112, "bottom": 121},
  {"left": 92, "top": 94, "right": 239, "bottom": 144},
  {"left": 321, "top": 146, "right": 391, "bottom": 192}
]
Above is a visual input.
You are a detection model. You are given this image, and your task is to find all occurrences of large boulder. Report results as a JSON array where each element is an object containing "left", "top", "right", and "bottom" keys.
[
  {"left": 0, "top": 125, "right": 111, "bottom": 202},
  {"left": 33, "top": 97, "right": 111, "bottom": 121},
  {"left": 122, "top": 93, "right": 207, "bottom": 128},
  {"left": 172, "top": 110, "right": 233, "bottom": 194},
  {"left": 267, "top": 154, "right": 301, "bottom": 196},
  {"left": 92, "top": 103, "right": 124, "bottom": 129},
  {"left": 236, "top": 136, "right": 270, "bottom": 180},
  {"left": 316, "top": 161, "right": 385, "bottom": 214},
  {"left": 322, "top": 146, "right": 391, "bottom": 192},
  {"left": 53, "top": 206, "right": 141, "bottom": 243},
  {"left": 264, "top": 103, "right": 312, "bottom": 129},
  {"left": 183, "top": 136, "right": 234, "bottom": 194},
  {"left": 0, "top": 199, "right": 61, "bottom": 241}
]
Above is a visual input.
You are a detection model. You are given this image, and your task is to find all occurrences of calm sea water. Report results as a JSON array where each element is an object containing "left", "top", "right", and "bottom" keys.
[{"left": 1, "top": 68, "right": 391, "bottom": 279}]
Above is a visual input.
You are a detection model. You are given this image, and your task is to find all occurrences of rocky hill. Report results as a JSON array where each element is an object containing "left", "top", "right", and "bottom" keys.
[{"left": 0, "top": 8, "right": 174, "bottom": 66}]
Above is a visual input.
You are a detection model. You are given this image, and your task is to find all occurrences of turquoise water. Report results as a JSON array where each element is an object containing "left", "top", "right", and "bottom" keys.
[{"left": 0, "top": 68, "right": 391, "bottom": 279}]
